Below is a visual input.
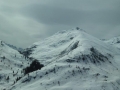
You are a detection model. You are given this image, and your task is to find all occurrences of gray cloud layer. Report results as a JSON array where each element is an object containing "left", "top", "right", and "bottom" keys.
[{"left": 0, "top": 0, "right": 120, "bottom": 48}]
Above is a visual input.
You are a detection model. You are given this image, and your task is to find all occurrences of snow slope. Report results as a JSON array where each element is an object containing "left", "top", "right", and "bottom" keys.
[
  {"left": 0, "top": 41, "right": 31, "bottom": 90},
  {"left": 7, "top": 29, "right": 120, "bottom": 90},
  {"left": 105, "top": 36, "right": 120, "bottom": 49}
]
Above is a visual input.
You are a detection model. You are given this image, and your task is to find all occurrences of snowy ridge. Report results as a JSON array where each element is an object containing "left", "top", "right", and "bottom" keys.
[
  {"left": 5, "top": 43, "right": 23, "bottom": 52},
  {"left": 105, "top": 36, "right": 120, "bottom": 49},
  {"left": 6, "top": 29, "right": 120, "bottom": 90}
]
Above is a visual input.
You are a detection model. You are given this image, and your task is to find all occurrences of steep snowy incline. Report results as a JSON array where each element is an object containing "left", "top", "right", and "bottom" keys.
[
  {"left": 8, "top": 28, "right": 120, "bottom": 90},
  {"left": 0, "top": 40, "right": 30, "bottom": 90},
  {"left": 29, "top": 29, "right": 119, "bottom": 65}
]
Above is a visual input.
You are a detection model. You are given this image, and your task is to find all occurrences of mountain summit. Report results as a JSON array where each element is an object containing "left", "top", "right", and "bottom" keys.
[{"left": 28, "top": 28, "right": 119, "bottom": 65}]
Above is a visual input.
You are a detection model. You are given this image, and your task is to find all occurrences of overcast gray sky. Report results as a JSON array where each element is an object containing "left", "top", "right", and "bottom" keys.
[{"left": 0, "top": 0, "right": 120, "bottom": 48}]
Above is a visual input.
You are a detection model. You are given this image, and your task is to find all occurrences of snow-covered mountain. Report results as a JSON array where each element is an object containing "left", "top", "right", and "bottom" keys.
[
  {"left": 5, "top": 43, "right": 24, "bottom": 52},
  {"left": 27, "top": 29, "right": 119, "bottom": 65},
  {"left": 105, "top": 36, "right": 120, "bottom": 49},
  {"left": 0, "top": 40, "right": 31, "bottom": 90},
  {"left": 6, "top": 29, "right": 120, "bottom": 90}
]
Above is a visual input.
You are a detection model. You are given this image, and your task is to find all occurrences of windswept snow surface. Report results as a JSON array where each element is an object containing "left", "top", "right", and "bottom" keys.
[{"left": 1, "top": 29, "right": 120, "bottom": 90}]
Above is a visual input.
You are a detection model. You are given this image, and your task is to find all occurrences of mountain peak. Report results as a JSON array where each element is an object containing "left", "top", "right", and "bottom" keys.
[
  {"left": 55, "top": 27, "right": 85, "bottom": 35},
  {"left": 28, "top": 28, "right": 119, "bottom": 66}
]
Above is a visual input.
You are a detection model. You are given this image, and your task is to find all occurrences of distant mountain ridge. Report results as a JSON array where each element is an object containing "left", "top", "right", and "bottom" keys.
[
  {"left": 105, "top": 36, "right": 120, "bottom": 49},
  {"left": 5, "top": 43, "right": 24, "bottom": 52}
]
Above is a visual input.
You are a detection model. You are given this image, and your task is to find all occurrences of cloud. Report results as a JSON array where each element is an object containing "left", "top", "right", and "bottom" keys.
[
  {"left": 0, "top": 5, "right": 47, "bottom": 47},
  {"left": 21, "top": 5, "right": 120, "bottom": 26},
  {"left": 0, "top": 0, "right": 120, "bottom": 48}
]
